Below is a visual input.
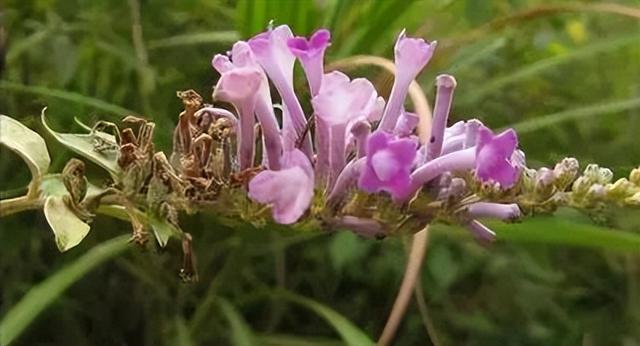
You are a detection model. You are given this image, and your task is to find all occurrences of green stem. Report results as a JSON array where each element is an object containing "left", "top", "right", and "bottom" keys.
[{"left": 0, "top": 195, "right": 43, "bottom": 217}]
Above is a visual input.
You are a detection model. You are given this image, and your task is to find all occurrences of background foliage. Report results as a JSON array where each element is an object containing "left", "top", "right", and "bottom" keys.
[{"left": 1, "top": 0, "right": 640, "bottom": 345}]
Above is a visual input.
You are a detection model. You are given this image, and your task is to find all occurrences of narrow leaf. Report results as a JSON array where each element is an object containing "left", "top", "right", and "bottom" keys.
[
  {"left": 0, "top": 235, "right": 130, "bottom": 346},
  {"left": 0, "top": 115, "right": 51, "bottom": 179},
  {"left": 509, "top": 97, "right": 640, "bottom": 134},
  {"left": 458, "top": 34, "right": 640, "bottom": 105},
  {"left": 491, "top": 217, "right": 640, "bottom": 252},
  {"left": 0, "top": 81, "right": 136, "bottom": 116},
  {"left": 41, "top": 108, "right": 121, "bottom": 177},
  {"left": 274, "top": 291, "right": 375, "bottom": 346},
  {"left": 217, "top": 298, "right": 257, "bottom": 346},
  {"left": 44, "top": 196, "right": 91, "bottom": 252},
  {"left": 147, "top": 31, "right": 240, "bottom": 49}
]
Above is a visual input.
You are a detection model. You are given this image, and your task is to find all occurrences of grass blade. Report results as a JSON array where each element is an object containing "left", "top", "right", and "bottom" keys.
[
  {"left": 217, "top": 298, "right": 257, "bottom": 346},
  {"left": 274, "top": 291, "right": 375, "bottom": 346},
  {"left": 0, "top": 81, "right": 136, "bottom": 117},
  {"left": 509, "top": 96, "right": 640, "bottom": 133},
  {"left": 147, "top": 31, "right": 240, "bottom": 49},
  {"left": 0, "top": 235, "right": 130, "bottom": 345},
  {"left": 458, "top": 34, "right": 640, "bottom": 106}
]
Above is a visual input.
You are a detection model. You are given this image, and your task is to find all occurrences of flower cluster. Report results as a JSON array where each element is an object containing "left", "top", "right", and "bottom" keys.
[{"left": 197, "top": 24, "right": 530, "bottom": 240}]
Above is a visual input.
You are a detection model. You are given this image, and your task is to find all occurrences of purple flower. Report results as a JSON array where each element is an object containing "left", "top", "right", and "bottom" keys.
[
  {"left": 212, "top": 42, "right": 283, "bottom": 170},
  {"left": 378, "top": 30, "right": 437, "bottom": 132},
  {"left": 312, "top": 71, "right": 378, "bottom": 187},
  {"left": 466, "top": 202, "right": 521, "bottom": 221},
  {"left": 475, "top": 127, "right": 519, "bottom": 188},
  {"left": 426, "top": 74, "right": 457, "bottom": 161},
  {"left": 248, "top": 149, "right": 314, "bottom": 224},
  {"left": 212, "top": 52, "right": 262, "bottom": 170},
  {"left": 287, "top": 29, "right": 331, "bottom": 96},
  {"left": 248, "top": 25, "right": 312, "bottom": 156},
  {"left": 358, "top": 131, "right": 417, "bottom": 200},
  {"left": 409, "top": 126, "right": 520, "bottom": 198}
]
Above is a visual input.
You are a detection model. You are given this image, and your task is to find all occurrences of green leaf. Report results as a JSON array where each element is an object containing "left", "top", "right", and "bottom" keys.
[
  {"left": 149, "top": 216, "right": 181, "bottom": 248},
  {"left": 0, "top": 235, "right": 130, "bottom": 346},
  {"left": 43, "top": 196, "right": 91, "bottom": 252},
  {"left": 329, "top": 232, "right": 372, "bottom": 272},
  {"left": 509, "top": 97, "right": 640, "bottom": 134},
  {"left": 0, "top": 81, "right": 136, "bottom": 117},
  {"left": 217, "top": 298, "right": 257, "bottom": 346},
  {"left": 434, "top": 216, "right": 640, "bottom": 253},
  {"left": 274, "top": 291, "right": 375, "bottom": 346},
  {"left": 147, "top": 31, "right": 240, "bottom": 49},
  {"left": 458, "top": 34, "right": 640, "bottom": 106},
  {"left": 491, "top": 217, "right": 640, "bottom": 252},
  {"left": 258, "top": 333, "right": 346, "bottom": 346},
  {"left": 0, "top": 115, "right": 51, "bottom": 179},
  {"left": 40, "top": 174, "right": 105, "bottom": 198},
  {"left": 173, "top": 317, "right": 195, "bottom": 346},
  {"left": 41, "top": 108, "right": 121, "bottom": 177}
]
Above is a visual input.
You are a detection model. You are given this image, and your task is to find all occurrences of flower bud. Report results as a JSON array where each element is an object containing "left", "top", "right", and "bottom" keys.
[
  {"left": 629, "top": 167, "right": 640, "bottom": 186},
  {"left": 553, "top": 157, "right": 579, "bottom": 189},
  {"left": 583, "top": 164, "right": 613, "bottom": 185},
  {"left": 625, "top": 191, "right": 640, "bottom": 206},
  {"left": 606, "top": 178, "right": 639, "bottom": 201}
]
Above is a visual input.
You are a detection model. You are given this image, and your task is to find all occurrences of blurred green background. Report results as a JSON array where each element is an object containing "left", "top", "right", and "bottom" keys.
[{"left": 1, "top": 0, "right": 640, "bottom": 345}]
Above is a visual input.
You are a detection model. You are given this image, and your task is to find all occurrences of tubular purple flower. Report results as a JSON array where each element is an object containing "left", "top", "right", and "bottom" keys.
[
  {"left": 466, "top": 220, "right": 496, "bottom": 243},
  {"left": 475, "top": 127, "right": 520, "bottom": 187},
  {"left": 409, "top": 126, "right": 520, "bottom": 197},
  {"left": 426, "top": 74, "right": 457, "bottom": 161},
  {"left": 248, "top": 25, "right": 312, "bottom": 156},
  {"left": 312, "top": 71, "right": 378, "bottom": 187},
  {"left": 463, "top": 119, "right": 483, "bottom": 148},
  {"left": 327, "top": 157, "right": 366, "bottom": 207},
  {"left": 466, "top": 202, "right": 521, "bottom": 221},
  {"left": 248, "top": 149, "right": 314, "bottom": 224},
  {"left": 350, "top": 120, "right": 371, "bottom": 158},
  {"left": 330, "top": 216, "right": 386, "bottom": 239},
  {"left": 287, "top": 29, "right": 331, "bottom": 96},
  {"left": 214, "top": 42, "right": 283, "bottom": 170},
  {"left": 378, "top": 30, "right": 437, "bottom": 132},
  {"left": 212, "top": 62, "right": 262, "bottom": 170},
  {"left": 394, "top": 110, "right": 419, "bottom": 137},
  {"left": 358, "top": 131, "right": 418, "bottom": 200}
]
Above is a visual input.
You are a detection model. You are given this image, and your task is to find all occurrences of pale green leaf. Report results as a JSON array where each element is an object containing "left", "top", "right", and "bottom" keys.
[
  {"left": 40, "top": 174, "right": 105, "bottom": 198},
  {"left": 217, "top": 298, "right": 257, "bottom": 346},
  {"left": 274, "top": 291, "right": 375, "bottom": 346},
  {"left": 41, "top": 108, "right": 121, "bottom": 177},
  {"left": 0, "top": 235, "right": 130, "bottom": 346},
  {"left": 44, "top": 196, "right": 91, "bottom": 252},
  {"left": 0, "top": 115, "right": 51, "bottom": 179},
  {"left": 149, "top": 216, "right": 180, "bottom": 248}
]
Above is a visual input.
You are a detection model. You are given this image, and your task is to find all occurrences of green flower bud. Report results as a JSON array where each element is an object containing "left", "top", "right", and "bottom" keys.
[
  {"left": 606, "top": 178, "right": 640, "bottom": 202},
  {"left": 630, "top": 167, "right": 640, "bottom": 186},
  {"left": 625, "top": 191, "right": 640, "bottom": 206}
]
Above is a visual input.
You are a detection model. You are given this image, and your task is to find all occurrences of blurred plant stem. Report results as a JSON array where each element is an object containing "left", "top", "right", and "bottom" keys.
[
  {"left": 127, "top": 0, "right": 153, "bottom": 116},
  {"left": 378, "top": 227, "right": 431, "bottom": 346}
]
